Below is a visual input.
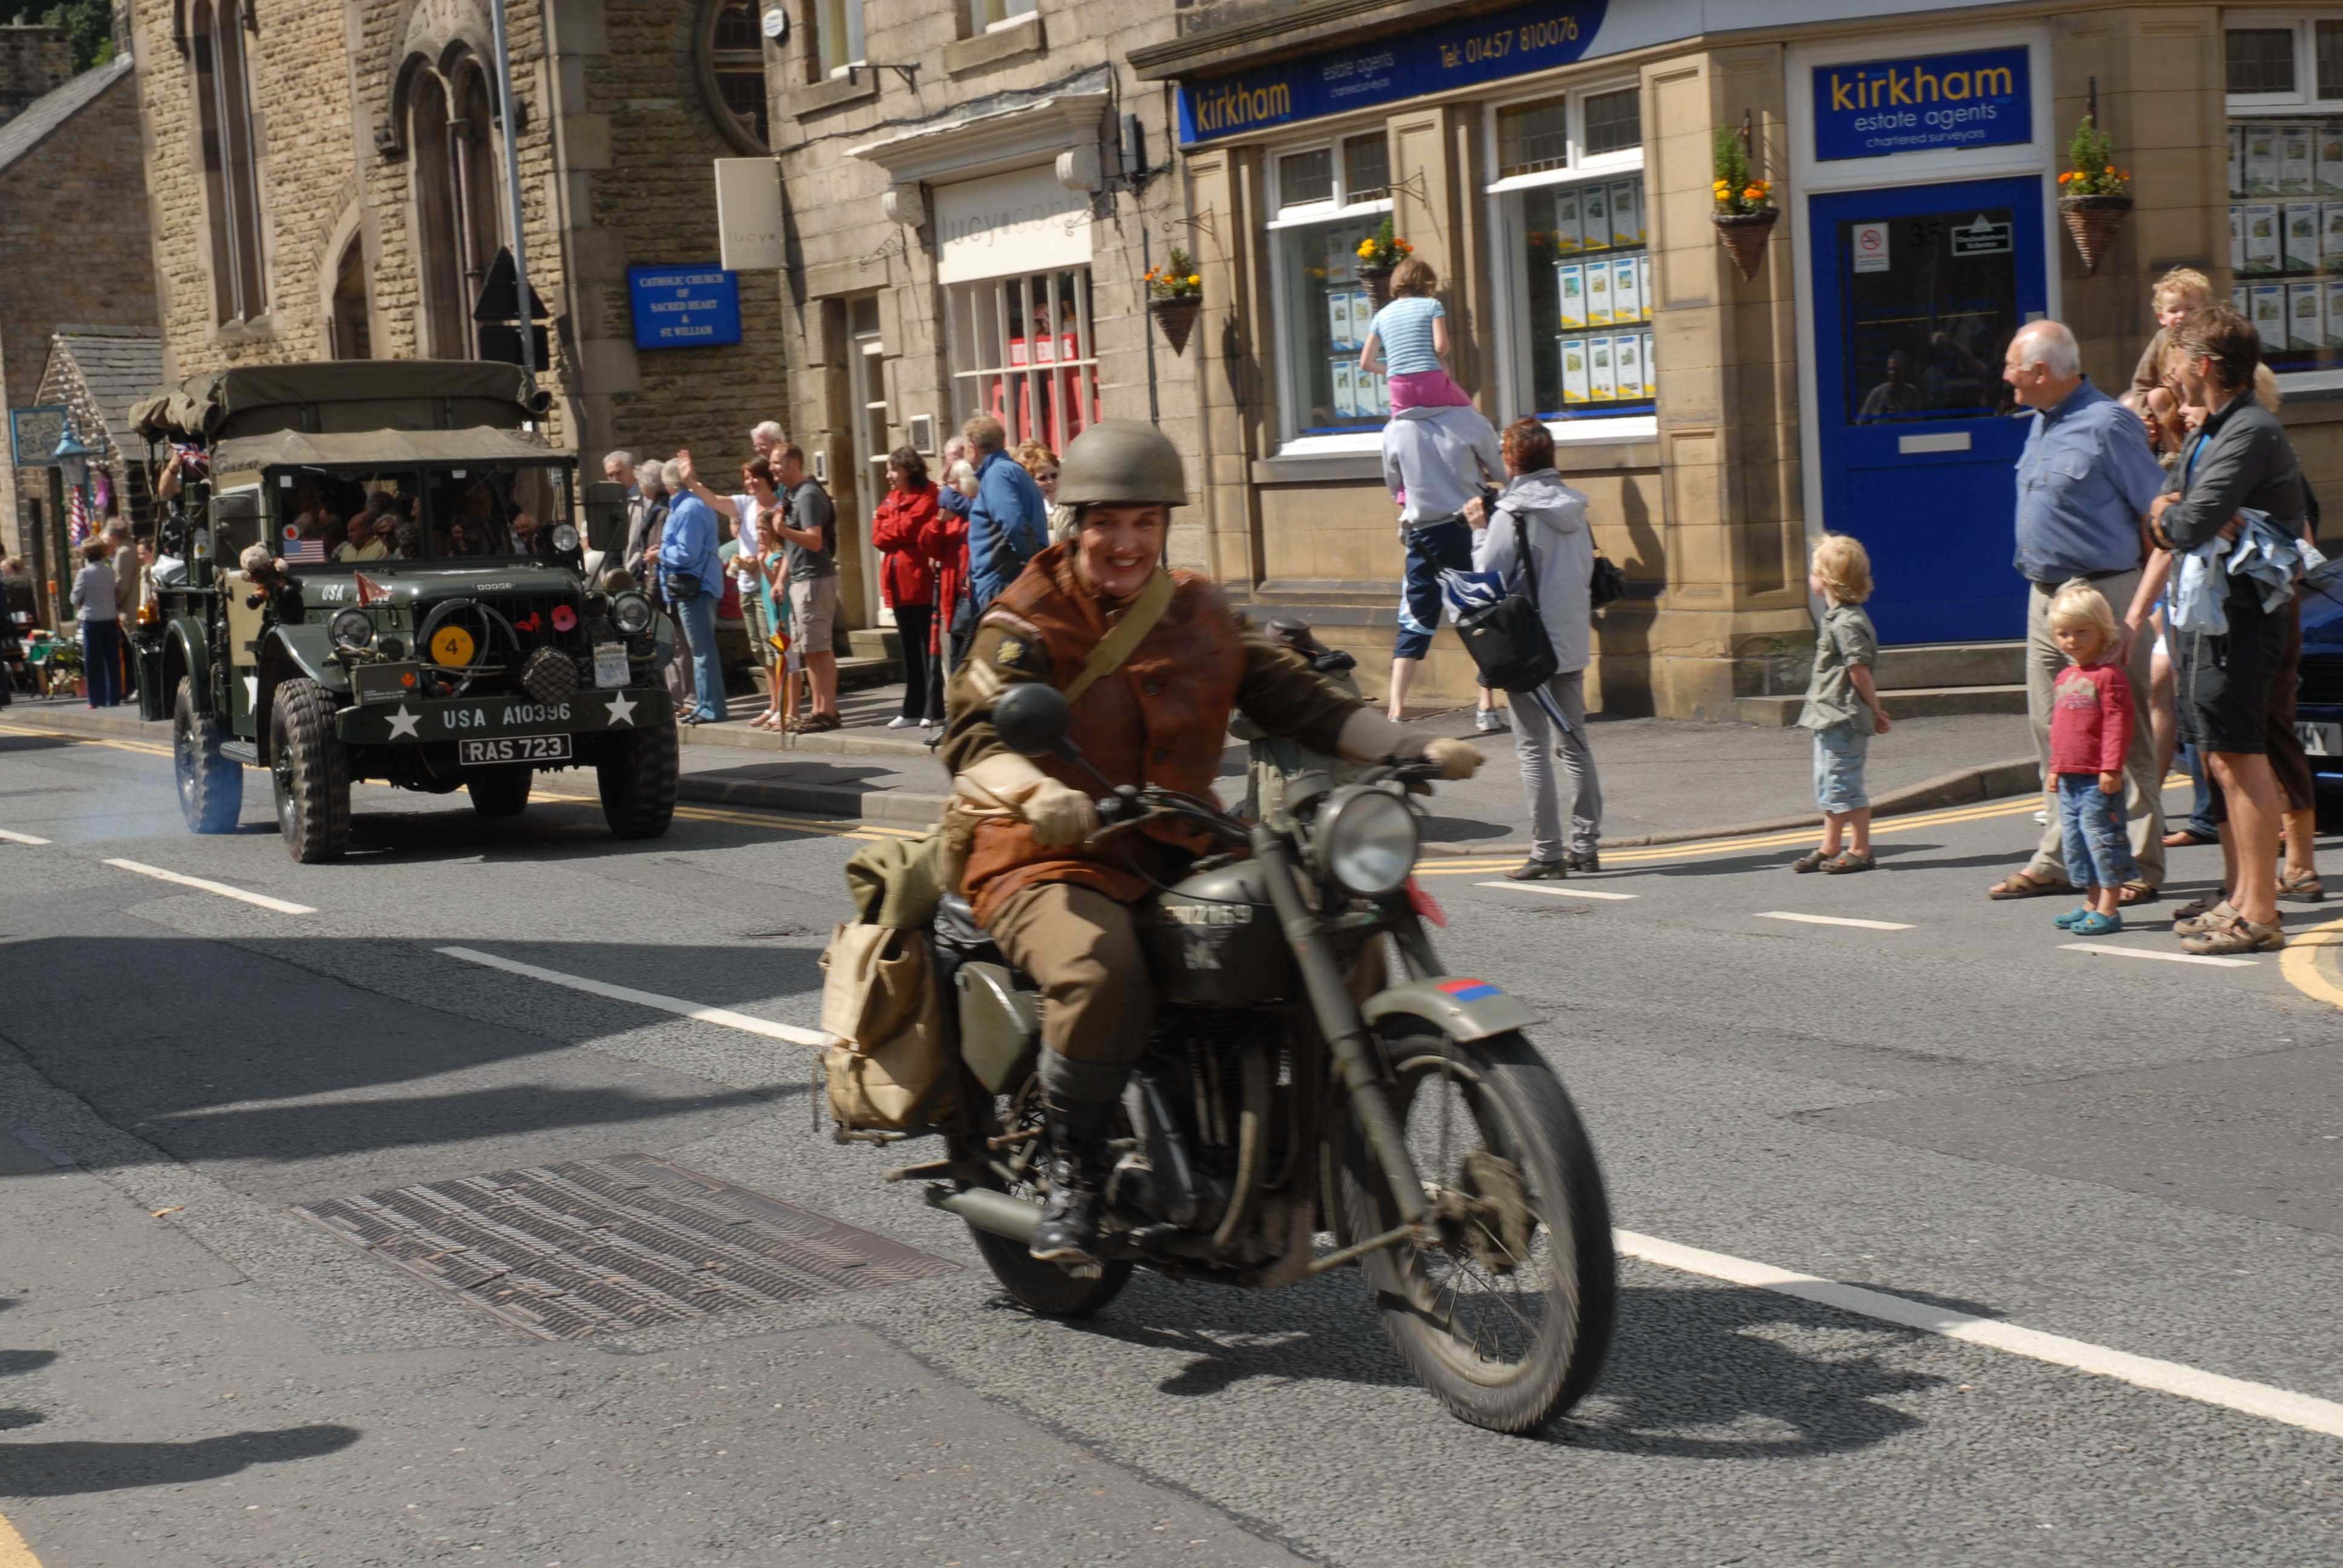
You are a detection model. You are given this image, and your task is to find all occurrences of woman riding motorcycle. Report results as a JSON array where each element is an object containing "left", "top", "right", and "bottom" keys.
[{"left": 939, "top": 420, "right": 1481, "bottom": 1270}]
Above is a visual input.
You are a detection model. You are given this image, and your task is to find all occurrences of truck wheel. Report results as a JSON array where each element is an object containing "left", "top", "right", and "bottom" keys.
[
  {"left": 173, "top": 677, "right": 243, "bottom": 834},
  {"left": 597, "top": 719, "right": 678, "bottom": 839},
  {"left": 467, "top": 766, "right": 532, "bottom": 817},
  {"left": 269, "top": 678, "right": 350, "bottom": 863}
]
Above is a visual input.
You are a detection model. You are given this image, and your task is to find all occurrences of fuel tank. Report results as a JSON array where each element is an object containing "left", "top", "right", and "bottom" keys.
[{"left": 1142, "top": 858, "right": 1295, "bottom": 1007}]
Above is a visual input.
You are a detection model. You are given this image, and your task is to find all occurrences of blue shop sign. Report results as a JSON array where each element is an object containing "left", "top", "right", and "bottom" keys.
[
  {"left": 628, "top": 266, "right": 742, "bottom": 349},
  {"left": 1177, "top": 0, "right": 1608, "bottom": 145},
  {"left": 1813, "top": 47, "right": 2030, "bottom": 162}
]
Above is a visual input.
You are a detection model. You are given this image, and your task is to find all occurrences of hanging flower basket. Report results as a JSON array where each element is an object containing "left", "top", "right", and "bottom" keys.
[
  {"left": 1357, "top": 264, "right": 1396, "bottom": 310},
  {"left": 1149, "top": 296, "right": 1202, "bottom": 356},
  {"left": 1712, "top": 209, "right": 1780, "bottom": 282},
  {"left": 2060, "top": 193, "right": 2132, "bottom": 275}
]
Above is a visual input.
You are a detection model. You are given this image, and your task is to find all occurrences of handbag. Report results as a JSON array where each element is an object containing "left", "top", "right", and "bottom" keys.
[
  {"left": 664, "top": 572, "right": 701, "bottom": 602},
  {"left": 1590, "top": 554, "right": 1627, "bottom": 609},
  {"left": 1453, "top": 511, "right": 1560, "bottom": 693}
]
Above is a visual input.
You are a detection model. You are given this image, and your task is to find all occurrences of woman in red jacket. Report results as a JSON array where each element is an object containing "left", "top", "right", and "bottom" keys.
[
  {"left": 870, "top": 446, "right": 942, "bottom": 729},
  {"left": 920, "top": 453, "right": 971, "bottom": 722}
]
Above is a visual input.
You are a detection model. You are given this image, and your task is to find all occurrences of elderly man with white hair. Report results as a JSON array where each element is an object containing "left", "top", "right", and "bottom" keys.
[
  {"left": 750, "top": 421, "right": 784, "bottom": 462},
  {"left": 1985, "top": 316, "right": 2171, "bottom": 905},
  {"left": 602, "top": 449, "right": 635, "bottom": 486}
]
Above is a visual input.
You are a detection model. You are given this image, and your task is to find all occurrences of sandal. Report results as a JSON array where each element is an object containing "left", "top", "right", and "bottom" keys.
[
  {"left": 2174, "top": 900, "right": 2238, "bottom": 936},
  {"left": 1791, "top": 849, "right": 1832, "bottom": 874},
  {"left": 2279, "top": 868, "right": 2326, "bottom": 903},
  {"left": 1987, "top": 868, "right": 2071, "bottom": 900},
  {"left": 2170, "top": 892, "right": 2224, "bottom": 922},
  {"left": 2180, "top": 914, "right": 2286, "bottom": 955},
  {"left": 2117, "top": 881, "right": 2161, "bottom": 907},
  {"left": 1821, "top": 852, "right": 1876, "bottom": 874}
]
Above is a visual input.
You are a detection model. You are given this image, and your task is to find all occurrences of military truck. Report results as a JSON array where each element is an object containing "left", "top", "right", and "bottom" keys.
[{"left": 129, "top": 362, "right": 678, "bottom": 863}]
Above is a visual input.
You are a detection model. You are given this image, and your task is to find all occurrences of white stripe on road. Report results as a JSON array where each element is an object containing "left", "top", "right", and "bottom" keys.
[
  {"left": 439, "top": 946, "right": 832, "bottom": 1047},
  {"left": 2061, "top": 941, "right": 2258, "bottom": 969},
  {"left": 102, "top": 858, "right": 315, "bottom": 915},
  {"left": 0, "top": 827, "right": 50, "bottom": 845},
  {"left": 1754, "top": 910, "right": 1914, "bottom": 931},
  {"left": 1616, "top": 1229, "right": 2343, "bottom": 1442},
  {"left": 1473, "top": 881, "right": 1639, "bottom": 901}
]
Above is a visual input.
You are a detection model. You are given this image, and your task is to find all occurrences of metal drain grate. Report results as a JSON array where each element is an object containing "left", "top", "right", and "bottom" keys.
[{"left": 292, "top": 1152, "right": 959, "bottom": 1341}]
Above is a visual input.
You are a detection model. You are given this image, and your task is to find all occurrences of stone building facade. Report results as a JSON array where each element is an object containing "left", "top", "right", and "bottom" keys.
[
  {"left": 126, "top": 0, "right": 790, "bottom": 478},
  {"left": 0, "top": 52, "right": 160, "bottom": 618},
  {"left": 0, "top": 22, "right": 73, "bottom": 125}
]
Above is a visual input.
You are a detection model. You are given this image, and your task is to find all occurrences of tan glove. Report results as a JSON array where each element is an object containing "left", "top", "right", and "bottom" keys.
[
  {"left": 1334, "top": 710, "right": 1481, "bottom": 778},
  {"left": 1420, "top": 737, "right": 1483, "bottom": 780},
  {"left": 954, "top": 752, "right": 1098, "bottom": 848}
]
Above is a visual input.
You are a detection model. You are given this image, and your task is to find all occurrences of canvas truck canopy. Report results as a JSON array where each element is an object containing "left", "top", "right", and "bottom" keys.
[
  {"left": 131, "top": 361, "right": 547, "bottom": 443},
  {"left": 209, "top": 426, "right": 572, "bottom": 474}
]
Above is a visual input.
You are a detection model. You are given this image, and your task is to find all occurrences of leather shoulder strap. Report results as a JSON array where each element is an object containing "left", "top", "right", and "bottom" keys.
[{"left": 1064, "top": 569, "right": 1176, "bottom": 705}]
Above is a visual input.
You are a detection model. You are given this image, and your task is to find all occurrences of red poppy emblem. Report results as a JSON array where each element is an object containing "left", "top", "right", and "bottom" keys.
[{"left": 552, "top": 606, "right": 577, "bottom": 632}]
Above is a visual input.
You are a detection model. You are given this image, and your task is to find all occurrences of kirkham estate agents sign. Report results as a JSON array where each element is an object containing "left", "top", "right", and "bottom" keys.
[{"left": 1812, "top": 46, "right": 2030, "bottom": 162}]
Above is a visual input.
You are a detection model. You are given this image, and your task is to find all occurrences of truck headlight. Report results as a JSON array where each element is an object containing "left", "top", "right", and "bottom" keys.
[
  {"left": 330, "top": 607, "right": 375, "bottom": 650},
  {"left": 609, "top": 590, "right": 655, "bottom": 635},
  {"left": 552, "top": 523, "right": 580, "bottom": 552},
  {"left": 1314, "top": 786, "right": 1419, "bottom": 898}
]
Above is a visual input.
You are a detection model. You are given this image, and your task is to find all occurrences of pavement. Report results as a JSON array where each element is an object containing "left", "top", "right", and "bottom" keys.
[
  {"left": 0, "top": 689, "right": 2040, "bottom": 851},
  {"left": 4, "top": 705, "right": 2343, "bottom": 1564}
]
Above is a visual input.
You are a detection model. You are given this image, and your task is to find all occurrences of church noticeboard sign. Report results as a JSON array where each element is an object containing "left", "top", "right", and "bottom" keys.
[
  {"left": 1812, "top": 47, "right": 2031, "bottom": 162},
  {"left": 1175, "top": 1, "right": 1609, "bottom": 145},
  {"left": 9, "top": 407, "right": 67, "bottom": 468},
  {"left": 627, "top": 267, "right": 744, "bottom": 349}
]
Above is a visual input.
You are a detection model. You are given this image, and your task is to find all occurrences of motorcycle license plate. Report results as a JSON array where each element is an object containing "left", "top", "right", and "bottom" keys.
[
  {"left": 592, "top": 642, "right": 629, "bottom": 689},
  {"left": 2296, "top": 721, "right": 2342, "bottom": 757},
  {"left": 459, "top": 734, "right": 572, "bottom": 766}
]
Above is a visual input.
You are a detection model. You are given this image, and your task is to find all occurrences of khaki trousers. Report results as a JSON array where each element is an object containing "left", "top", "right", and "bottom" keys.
[
  {"left": 2025, "top": 572, "right": 2165, "bottom": 888},
  {"left": 986, "top": 881, "right": 1155, "bottom": 1103}
]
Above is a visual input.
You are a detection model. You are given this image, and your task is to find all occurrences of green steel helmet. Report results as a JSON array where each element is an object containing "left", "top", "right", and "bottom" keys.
[{"left": 1055, "top": 420, "right": 1188, "bottom": 509}]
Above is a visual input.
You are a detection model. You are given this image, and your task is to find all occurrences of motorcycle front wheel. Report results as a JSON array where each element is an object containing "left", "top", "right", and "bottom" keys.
[{"left": 1339, "top": 1024, "right": 1616, "bottom": 1433}]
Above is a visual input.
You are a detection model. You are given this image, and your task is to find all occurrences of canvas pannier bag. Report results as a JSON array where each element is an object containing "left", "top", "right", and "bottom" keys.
[{"left": 818, "top": 921, "right": 954, "bottom": 1131}]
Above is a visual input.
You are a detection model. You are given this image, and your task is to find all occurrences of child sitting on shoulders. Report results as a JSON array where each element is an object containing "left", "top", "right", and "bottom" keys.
[
  {"left": 1360, "top": 258, "right": 1473, "bottom": 411},
  {"left": 1792, "top": 534, "right": 1890, "bottom": 875},
  {"left": 2045, "top": 580, "right": 2138, "bottom": 937},
  {"left": 2123, "top": 267, "right": 2210, "bottom": 462}
]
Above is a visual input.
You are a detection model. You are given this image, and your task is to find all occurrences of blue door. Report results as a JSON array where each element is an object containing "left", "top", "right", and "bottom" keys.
[{"left": 1811, "top": 177, "right": 2046, "bottom": 644}]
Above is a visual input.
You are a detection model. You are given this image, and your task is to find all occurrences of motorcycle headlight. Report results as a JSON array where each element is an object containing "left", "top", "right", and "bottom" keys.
[
  {"left": 1314, "top": 785, "right": 1419, "bottom": 898},
  {"left": 551, "top": 523, "right": 580, "bottom": 553},
  {"left": 610, "top": 590, "right": 655, "bottom": 635},
  {"left": 329, "top": 607, "right": 375, "bottom": 650}
]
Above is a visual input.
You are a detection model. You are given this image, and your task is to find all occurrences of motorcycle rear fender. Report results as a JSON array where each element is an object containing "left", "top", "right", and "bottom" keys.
[{"left": 1361, "top": 976, "right": 1541, "bottom": 1043}]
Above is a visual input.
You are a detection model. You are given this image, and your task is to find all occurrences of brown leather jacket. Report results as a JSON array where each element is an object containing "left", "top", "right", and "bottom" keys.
[{"left": 942, "top": 543, "right": 1360, "bottom": 924}]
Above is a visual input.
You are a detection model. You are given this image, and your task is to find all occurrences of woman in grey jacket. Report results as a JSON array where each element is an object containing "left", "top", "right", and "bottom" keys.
[
  {"left": 2149, "top": 305, "right": 2306, "bottom": 954},
  {"left": 1466, "top": 418, "right": 1604, "bottom": 880}
]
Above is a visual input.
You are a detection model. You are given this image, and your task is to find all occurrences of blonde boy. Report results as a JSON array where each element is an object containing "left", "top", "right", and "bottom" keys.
[
  {"left": 1793, "top": 535, "right": 1891, "bottom": 874},
  {"left": 2124, "top": 268, "right": 2211, "bottom": 455}
]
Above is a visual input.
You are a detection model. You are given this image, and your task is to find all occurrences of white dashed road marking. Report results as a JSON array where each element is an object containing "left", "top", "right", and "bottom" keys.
[
  {"left": 1754, "top": 910, "right": 1914, "bottom": 931},
  {"left": 2061, "top": 941, "right": 2258, "bottom": 969},
  {"left": 1618, "top": 1229, "right": 2343, "bottom": 1442},
  {"left": 0, "top": 827, "right": 50, "bottom": 845},
  {"left": 439, "top": 946, "right": 831, "bottom": 1046},
  {"left": 102, "top": 858, "right": 316, "bottom": 915},
  {"left": 1472, "top": 881, "right": 1639, "bottom": 901}
]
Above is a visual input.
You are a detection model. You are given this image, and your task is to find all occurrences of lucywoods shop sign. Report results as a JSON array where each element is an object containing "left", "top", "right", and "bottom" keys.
[
  {"left": 1812, "top": 47, "right": 2030, "bottom": 162},
  {"left": 1176, "top": 0, "right": 1609, "bottom": 145}
]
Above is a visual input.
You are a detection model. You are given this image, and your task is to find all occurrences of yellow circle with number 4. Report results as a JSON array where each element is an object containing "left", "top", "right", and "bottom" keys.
[{"left": 428, "top": 626, "right": 477, "bottom": 667}]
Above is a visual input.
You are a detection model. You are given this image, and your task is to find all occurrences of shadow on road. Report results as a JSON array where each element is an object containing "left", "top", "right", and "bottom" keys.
[{"left": 0, "top": 1424, "right": 362, "bottom": 1497}]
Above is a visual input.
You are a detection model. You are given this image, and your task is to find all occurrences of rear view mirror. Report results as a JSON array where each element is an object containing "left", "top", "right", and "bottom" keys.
[
  {"left": 583, "top": 482, "right": 627, "bottom": 555},
  {"left": 993, "top": 682, "right": 1069, "bottom": 757}
]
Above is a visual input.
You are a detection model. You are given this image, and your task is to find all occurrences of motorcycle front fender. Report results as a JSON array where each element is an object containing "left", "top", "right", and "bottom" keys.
[{"left": 1360, "top": 976, "right": 1542, "bottom": 1043}]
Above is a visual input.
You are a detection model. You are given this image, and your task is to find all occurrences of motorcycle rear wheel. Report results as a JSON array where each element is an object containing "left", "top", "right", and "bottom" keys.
[
  {"left": 1340, "top": 1024, "right": 1615, "bottom": 1433},
  {"left": 960, "top": 1077, "right": 1133, "bottom": 1318}
]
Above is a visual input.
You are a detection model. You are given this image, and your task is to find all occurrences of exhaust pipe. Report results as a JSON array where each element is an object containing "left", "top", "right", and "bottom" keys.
[{"left": 925, "top": 1184, "right": 1041, "bottom": 1243}]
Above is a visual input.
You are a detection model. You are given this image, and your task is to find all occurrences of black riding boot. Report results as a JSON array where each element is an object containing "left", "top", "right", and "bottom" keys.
[{"left": 1030, "top": 1095, "right": 1119, "bottom": 1270}]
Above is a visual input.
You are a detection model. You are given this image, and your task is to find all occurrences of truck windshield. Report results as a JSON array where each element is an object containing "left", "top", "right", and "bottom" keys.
[{"left": 266, "top": 463, "right": 574, "bottom": 567}]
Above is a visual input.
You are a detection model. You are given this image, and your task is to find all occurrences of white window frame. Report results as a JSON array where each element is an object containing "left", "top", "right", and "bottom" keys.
[
  {"left": 974, "top": 0, "right": 1037, "bottom": 33},
  {"left": 1268, "top": 134, "right": 1400, "bottom": 454},
  {"left": 1482, "top": 82, "right": 1656, "bottom": 446},
  {"left": 2223, "top": 13, "right": 2343, "bottom": 111},
  {"left": 942, "top": 267, "right": 1101, "bottom": 458}
]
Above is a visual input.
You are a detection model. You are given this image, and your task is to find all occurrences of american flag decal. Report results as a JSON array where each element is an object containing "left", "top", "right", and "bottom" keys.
[{"left": 283, "top": 539, "right": 326, "bottom": 564}]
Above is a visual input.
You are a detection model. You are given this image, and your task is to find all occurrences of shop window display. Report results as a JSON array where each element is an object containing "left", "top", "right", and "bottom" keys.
[
  {"left": 1272, "top": 142, "right": 1397, "bottom": 439},
  {"left": 2227, "top": 119, "right": 2343, "bottom": 374},
  {"left": 1500, "top": 174, "right": 1653, "bottom": 419},
  {"left": 944, "top": 270, "right": 1100, "bottom": 455}
]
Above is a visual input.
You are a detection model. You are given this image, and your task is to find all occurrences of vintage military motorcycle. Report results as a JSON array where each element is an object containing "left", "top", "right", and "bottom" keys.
[{"left": 847, "top": 684, "right": 1616, "bottom": 1432}]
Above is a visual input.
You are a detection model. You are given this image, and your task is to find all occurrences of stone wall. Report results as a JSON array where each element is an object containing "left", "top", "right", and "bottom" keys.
[
  {"left": 0, "top": 24, "right": 71, "bottom": 125},
  {"left": 0, "top": 67, "right": 159, "bottom": 576}
]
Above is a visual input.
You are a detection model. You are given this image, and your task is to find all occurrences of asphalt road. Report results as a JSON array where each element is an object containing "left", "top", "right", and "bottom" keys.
[{"left": 2, "top": 717, "right": 2341, "bottom": 1567}]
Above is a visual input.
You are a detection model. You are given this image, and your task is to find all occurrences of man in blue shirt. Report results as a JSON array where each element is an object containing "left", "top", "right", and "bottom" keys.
[
  {"left": 963, "top": 414, "right": 1049, "bottom": 608},
  {"left": 1992, "top": 318, "right": 2170, "bottom": 902},
  {"left": 657, "top": 457, "right": 725, "bottom": 724}
]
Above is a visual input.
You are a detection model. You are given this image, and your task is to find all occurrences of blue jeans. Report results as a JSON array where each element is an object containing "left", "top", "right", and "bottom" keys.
[
  {"left": 670, "top": 590, "right": 721, "bottom": 721},
  {"left": 80, "top": 620, "right": 122, "bottom": 708},
  {"left": 1811, "top": 717, "right": 1870, "bottom": 812},
  {"left": 2176, "top": 743, "right": 2219, "bottom": 837},
  {"left": 2056, "top": 773, "right": 2138, "bottom": 890},
  {"left": 1394, "top": 517, "right": 1473, "bottom": 662}
]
